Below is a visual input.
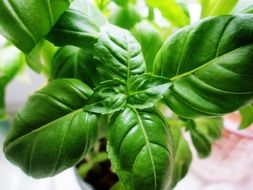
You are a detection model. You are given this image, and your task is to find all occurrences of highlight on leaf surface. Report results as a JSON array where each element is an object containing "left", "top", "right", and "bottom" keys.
[
  {"left": 4, "top": 79, "right": 99, "bottom": 178},
  {"left": 154, "top": 15, "right": 253, "bottom": 118}
]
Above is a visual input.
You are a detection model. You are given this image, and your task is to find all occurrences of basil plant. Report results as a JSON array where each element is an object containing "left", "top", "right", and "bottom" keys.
[{"left": 0, "top": 0, "right": 253, "bottom": 189}]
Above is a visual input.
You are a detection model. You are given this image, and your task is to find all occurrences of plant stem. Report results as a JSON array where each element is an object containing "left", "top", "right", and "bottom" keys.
[{"left": 0, "top": 86, "right": 7, "bottom": 120}]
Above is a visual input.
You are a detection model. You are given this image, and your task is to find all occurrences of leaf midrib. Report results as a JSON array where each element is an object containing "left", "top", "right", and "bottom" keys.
[
  {"left": 4, "top": 109, "right": 83, "bottom": 150},
  {"left": 170, "top": 45, "right": 253, "bottom": 81},
  {"left": 132, "top": 108, "right": 157, "bottom": 190}
]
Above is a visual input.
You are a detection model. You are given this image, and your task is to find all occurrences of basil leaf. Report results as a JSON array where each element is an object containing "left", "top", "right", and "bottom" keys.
[
  {"left": 84, "top": 80, "right": 127, "bottom": 114},
  {"left": 4, "top": 79, "right": 100, "bottom": 178},
  {"left": 145, "top": 0, "right": 190, "bottom": 27},
  {"left": 0, "top": 0, "right": 72, "bottom": 53},
  {"left": 51, "top": 45, "right": 101, "bottom": 87},
  {"left": 26, "top": 40, "right": 58, "bottom": 77},
  {"left": 132, "top": 21, "right": 163, "bottom": 72},
  {"left": 95, "top": 24, "right": 146, "bottom": 81},
  {"left": 233, "top": 1, "right": 253, "bottom": 14},
  {"left": 0, "top": 44, "right": 24, "bottom": 118},
  {"left": 171, "top": 135, "right": 192, "bottom": 188},
  {"left": 154, "top": 15, "right": 253, "bottom": 118},
  {"left": 200, "top": 0, "right": 239, "bottom": 17},
  {"left": 107, "top": 107, "right": 173, "bottom": 190},
  {"left": 70, "top": 0, "right": 106, "bottom": 27},
  {"left": 47, "top": 9, "right": 100, "bottom": 49},
  {"left": 109, "top": 4, "right": 141, "bottom": 29},
  {"left": 127, "top": 74, "right": 170, "bottom": 109},
  {"left": 169, "top": 120, "right": 192, "bottom": 188},
  {"left": 186, "top": 120, "right": 211, "bottom": 158},
  {"left": 194, "top": 117, "right": 223, "bottom": 141},
  {"left": 239, "top": 104, "right": 253, "bottom": 129}
]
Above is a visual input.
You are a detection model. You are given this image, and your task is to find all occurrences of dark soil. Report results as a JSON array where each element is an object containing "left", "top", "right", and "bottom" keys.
[{"left": 84, "top": 159, "right": 119, "bottom": 190}]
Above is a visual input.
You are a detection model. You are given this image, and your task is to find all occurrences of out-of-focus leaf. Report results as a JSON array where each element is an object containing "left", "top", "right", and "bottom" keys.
[
  {"left": 200, "top": 0, "right": 239, "bottom": 17},
  {"left": 26, "top": 40, "right": 57, "bottom": 77},
  {"left": 145, "top": 0, "right": 190, "bottom": 27},
  {"left": 186, "top": 120, "right": 211, "bottom": 158},
  {"left": 240, "top": 104, "right": 253, "bottom": 129},
  {"left": 109, "top": 4, "right": 141, "bottom": 29},
  {"left": 71, "top": 0, "right": 106, "bottom": 27},
  {"left": 0, "top": 44, "right": 24, "bottom": 118},
  {"left": 233, "top": 1, "right": 253, "bottom": 14},
  {"left": 194, "top": 117, "right": 223, "bottom": 141},
  {"left": 132, "top": 21, "right": 163, "bottom": 72}
]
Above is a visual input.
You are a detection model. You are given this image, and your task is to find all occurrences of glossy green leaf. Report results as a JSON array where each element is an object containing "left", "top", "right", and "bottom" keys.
[
  {"left": 132, "top": 21, "right": 163, "bottom": 72},
  {"left": 95, "top": 24, "right": 145, "bottom": 81},
  {"left": 47, "top": 9, "right": 101, "bottom": 49},
  {"left": 200, "top": 0, "right": 239, "bottom": 17},
  {"left": 26, "top": 40, "right": 58, "bottom": 77},
  {"left": 154, "top": 15, "right": 253, "bottom": 118},
  {"left": 194, "top": 117, "right": 223, "bottom": 141},
  {"left": 84, "top": 80, "right": 127, "bottom": 114},
  {"left": 240, "top": 104, "right": 253, "bottom": 129},
  {"left": 107, "top": 107, "right": 173, "bottom": 190},
  {"left": 127, "top": 74, "right": 170, "bottom": 109},
  {"left": 0, "top": 0, "right": 72, "bottom": 53},
  {"left": 4, "top": 79, "right": 100, "bottom": 178},
  {"left": 145, "top": 0, "right": 190, "bottom": 27},
  {"left": 51, "top": 45, "right": 101, "bottom": 87},
  {"left": 109, "top": 4, "right": 141, "bottom": 29}
]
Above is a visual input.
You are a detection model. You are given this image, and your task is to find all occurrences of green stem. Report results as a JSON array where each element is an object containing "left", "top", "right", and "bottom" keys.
[
  {"left": 0, "top": 87, "right": 7, "bottom": 120},
  {"left": 148, "top": 7, "right": 155, "bottom": 21}
]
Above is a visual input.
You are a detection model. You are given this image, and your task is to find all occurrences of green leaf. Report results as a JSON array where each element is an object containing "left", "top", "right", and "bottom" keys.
[
  {"left": 233, "top": 1, "right": 253, "bottom": 14},
  {"left": 0, "top": 0, "right": 72, "bottom": 53},
  {"left": 109, "top": 4, "right": 141, "bottom": 29},
  {"left": 112, "top": 0, "right": 129, "bottom": 7},
  {"left": 0, "top": 45, "right": 24, "bottom": 87},
  {"left": 186, "top": 120, "right": 211, "bottom": 158},
  {"left": 95, "top": 24, "right": 145, "bottom": 81},
  {"left": 145, "top": 0, "right": 190, "bottom": 27},
  {"left": 4, "top": 79, "right": 100, "bottom": 178},
  {"left": 47, "top": 9, "right": 101, "bottom": 49},
  {"left": 132, "top": 21, "right": 163, "bottom": 72},
  {"left": 127, "top": 74, "right": 170, "bottom": 109},
  {"left": 51, "top": 45, "right": 101, "bottom": 87},
  {"left": 240, "top": 104, "right": 253, "bottom": 129},
  {"left": 84, "top": 80, "right": 127, "bottom": 114},
  {"left": 0, "top": 44, "right": 25, "bottom": 118},
  {"left": 107, "top": 107, "right": 173, "bottom": 190},
  {"left": 154, "top": 15, "right": 253, "bottom": 118},
  {"left": 168, "top": 120, "right": 192, "bottom": 188},
  {"left": 26, "top": 40, "right": 58, "bottom": 77},
  {"left": 194, "top": 117, "right": 223, "bottom": 141},
  {"left": 200, "top": 0, "right": 239, "bottom": 17},
  {"left": 70, "top": 0, "right": 106, "bottom": 27},
  {"left": 171, "top": 134, "right": 192, "bottom": 188}
]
